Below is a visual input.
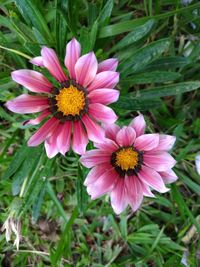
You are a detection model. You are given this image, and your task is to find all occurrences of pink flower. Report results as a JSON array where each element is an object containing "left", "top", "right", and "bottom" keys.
[
  {"left": 6, "top": 38, "right": 119, "bottom": 158},
  {"left": 80, "top": 114, "right": 178, "bottom": 214}
]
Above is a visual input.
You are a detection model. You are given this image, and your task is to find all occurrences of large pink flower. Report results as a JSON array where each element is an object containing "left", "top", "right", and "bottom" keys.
[
  {"left": 6, "top": 38, "right": 119, "bottom": 158},
  {"left": 80, "top": 115, "right": 178, "bottom": 214}
]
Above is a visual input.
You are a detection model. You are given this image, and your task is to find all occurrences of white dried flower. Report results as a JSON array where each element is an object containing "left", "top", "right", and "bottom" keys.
[{"left": 1, "top": 216, "right": 21, "bottom": 250}]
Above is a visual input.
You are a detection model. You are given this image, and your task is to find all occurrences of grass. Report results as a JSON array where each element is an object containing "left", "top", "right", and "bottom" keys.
[{"left": 0, "top": 0, "right": 200, "bottom": 266}]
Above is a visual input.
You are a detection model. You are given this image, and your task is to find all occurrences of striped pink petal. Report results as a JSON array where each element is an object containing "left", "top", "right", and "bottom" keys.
[
  {"left": 28, "top": 117, "right": 59, "bottom": 146},
  {"left": 80, "top": 149, "right": 110, "bottom": 168},
  {"left": 44, "top": 124, "right": 63, "bottom": 158},
  {"left": 134, "top": 134, "right": 159, "bottom": 151},
  {"left": 23, "top": 110, "right": 50, "bottom": 125},
  {"left": 75, "top": 52, "right": 98, "bottom": 87},
  {"left": 104, "top": 123, "right": 120, "bottom": 141},
  {"left": 57, "top": 121, "right": 72, "bottom": 155},
  {"left": 88, "top": 89, "right": 119, "bottom": 105},
  {"left": 65, "top": 38, "right": 81, "bottom": 79},
  {"left": 89, "top": 103, "right": 118, "bottom": 124},
  {"left": 84, "top": 163, "right": 112, "bottom": 186},
  {"left": 141, "top": 182, "right": 155, "bottom": 197},
  {"left": 72, "top": 121, "right": 88, "bottom": 155},
  {"left": 152, "top": 135, "right": 176, "bottom": 151},
  {"left": 41, "top": 47, "right": 68, "bottom": 82},
  {"left": 87, "top": 168, "right": 117, "bottom": 200},
  {"left": 97, "top": 58, "right": 118, "bottom": 73},
  {"left": 88, "top": 71, "right": 119, "bottom": 92},
  {"left": 82, "top": 114, "right": 105, "bottom": 143},
  {"left": 159, "top": 169, "right": 178, "bottom": 184},
  {"left": 138, "top": 165, "right": 169, "bottom": 193},
  {"left": 129, "top": 114, "right": 146, "bottom": 137},
  {"left": 125, "top": 176, "right": 143, "bottom": 212},
  {"left": 143, "top": 151, "right": 176, "bottom": 172},
  {"left": 110, "top": 178, "right": 128, "bottom": 214},
  {"left": 94, "top": 138, "right": 118, "bottom": 152},
  {"left": 6, "top": 94, "right": 49, "bottom": 114},
  {"left": 116, "top": 126, "right": 136, "bottom": 147},
  {"left": 11, "top": 70, "right": 52, "bottom": 93},
  {"left": 30, "top": 56, "right": 44, "bottom": 67}
]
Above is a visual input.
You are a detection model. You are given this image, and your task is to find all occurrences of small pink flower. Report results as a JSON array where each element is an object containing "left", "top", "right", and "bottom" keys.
[
  {"left": 80, "top": 114, "right": 178, "bottom": 214},
  {"left": 6, "top": 38, "right": 119, "bottom": 158}
]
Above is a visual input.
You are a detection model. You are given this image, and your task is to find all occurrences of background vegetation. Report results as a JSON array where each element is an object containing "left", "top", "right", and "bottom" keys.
[{"left": 1, "top": 0, "right": 200, "bottom": 266}]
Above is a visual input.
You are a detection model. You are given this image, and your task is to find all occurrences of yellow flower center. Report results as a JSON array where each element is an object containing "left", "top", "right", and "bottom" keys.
[
  {"left": 115, "top": 147, "right": 139, "bottom": 171},
  {"left": 55, "top": 85, "right": 86, "bottom": 116}
]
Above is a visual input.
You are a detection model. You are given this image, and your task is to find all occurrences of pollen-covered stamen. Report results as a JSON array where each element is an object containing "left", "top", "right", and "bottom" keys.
[
  {"left": 48, "top": 80, "right": 88, "bottom": 122},
  {"left": 111, "top": 147, "right": 143, "bottom": 177},
  {"left": 56, "top": 85, "right": 85, "bottom": 116},
  {"left": 115, "top": 147, "right": 139, "bottom": 171}
]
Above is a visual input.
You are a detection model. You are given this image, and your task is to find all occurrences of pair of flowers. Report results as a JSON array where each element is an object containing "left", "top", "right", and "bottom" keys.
[{"left": 6, "top": 38, "right": 178, "bottom": 214}]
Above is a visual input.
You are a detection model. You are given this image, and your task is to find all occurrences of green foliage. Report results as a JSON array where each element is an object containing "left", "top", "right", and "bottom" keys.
[{"left": 0, "top": 0, "right": 200, "bottom": 266}]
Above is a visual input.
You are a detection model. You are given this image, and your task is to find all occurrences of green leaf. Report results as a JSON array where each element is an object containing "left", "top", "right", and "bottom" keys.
[
  {"left": 119, "top": 39, "right": 170, "bottom": 76},
  {"left": 120, "top": 71, "right": 181, "bottom": 86},
  {"left": 76, "top": 163, "right": 88, "bottom": 214},
  {"left": 55, "top": 0, "right": 68, "bottom": 57},
  {"left": 110, "top": 19, "right": 155, "bottom": 52},
  {"left": 46, "top": 181, "right": 68, "bottom": 223},
  {"left": 50, "top": 207, "right": 78, "bottom": 265},
  {"left": 12, "top": 146, "right": 43, "bottom": 195},
  {"left": 98, "top": 0, "right": 114, "bottom": 25},
  {"left": 32, "top": 179, "right": 47, "bottom": 222},
  {"left": 3, "top": 144, "right": 33, "bottom": 180},
  {"left": 99, "top": 2, "right": 200, "bottom": 37},
  {"left": 113, "top": 97, "right": 162, "bottom": 111},
  {"left": 145, "top": 57, "right": 191, "bottom": 71},
  {"left": 15, "top": 0, "right": 53, "bottom": 44},
  {"left": 131, "top": 81, "right": 200, "bottom": 99},
  {"left": 176, "top": 170, "right": 200, "bottom": 197},
  {"left": 171, "top": 184, "right": 200, "bottom": 236}
]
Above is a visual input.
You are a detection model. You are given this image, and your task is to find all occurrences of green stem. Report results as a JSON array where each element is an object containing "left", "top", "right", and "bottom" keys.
[{"left": 0, "top": 45, "right": 32, "bottom": 59}]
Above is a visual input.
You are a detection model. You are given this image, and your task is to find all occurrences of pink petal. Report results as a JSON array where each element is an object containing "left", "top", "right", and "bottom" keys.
[
  {"left": 11, "top": 70, "right": 52, "bottom": 93},
  {"left": 116, "top": 126, "right": 136, "bottom": 147},
  {"left": 104, "top": 123, "right": 120, "bottom": 141},
  {"left": 45, "top": 138, "right": 59, "bottom": 158},
  {"left": 23, "top": 110, "right": 50, "bottom": 125},
  {"left": 30, "top": 56, "right": 44, "bottom": 67},
  {"left": 64, "top": 38, "right": 81, "bottom": 79},
  {"left": 159, "top": 169, "right": 178, "bottom": 184},
  {"left": 72, "top": 121, "right": 88, "bottom": 155},
  {"left": 97, "top": 58, "right": 118, "bottom": 73},
  {"left": 94, "top": 138, "right": 118, "bottom": 153},
  {"left": 88, "top": 71, "right": 119, "bottom": 92},
  {"left": 89, "top": 103, "right": 118, "bottom": 124},
  {"left": 88, "top": 88, "right": 120, "bottom": 105},
  {"left": 6, "top": 94, "right": 49, "bottom": 114},
  {"left": 134, "top": 134, "right": 159, "bottom": 151},
  {"left": 84, "top": 163, "right": 112, "bottom": 186},
  {"left": 140, "top": 182, "right": 155, "bottom": 197},
  {"left": 28, "top": 117, "right": 59, "bottom": 146},
  {"left": 87, "top": 168, "right": 117, "bottom": 200},
  {"left": 57, "top": 121, "right": 72, "bottom": 155},
  {"left": 125, "top": 176, "right": 143, "bottom": 212},
  {"left": 110, "top": 178, "right": 128, "bottom": 214},
  {"left": 129, "top": 114, "right": 146, "bottom": 137},
  {"left": 75, "top": 52, "right": 98, "bottom": 87},
  {"left": 80, "top": 149, "right": 110, "bottom": 168},
  {"left": 143, "top": 151, "right": 176, "bottom": 172},
  {"left": 152, "top": 135, "right": 176, "bottom": 151},
  {"left": 82, "top": 114, "right": 105, "bottom": 143},
  {"left": 138, "top": 165, "right": 169, "bottom": 193},
  {"left": 44, "top": 124, "right": 63, "bottom": 158},
  {"left": 41, "top": 47, "right": 68, "bottom": 82}
]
